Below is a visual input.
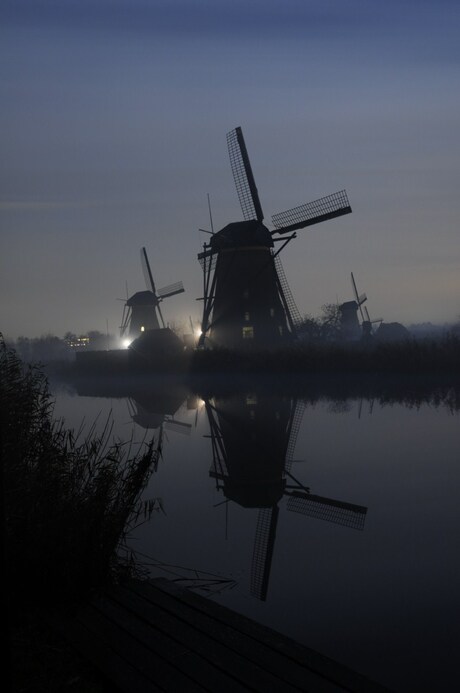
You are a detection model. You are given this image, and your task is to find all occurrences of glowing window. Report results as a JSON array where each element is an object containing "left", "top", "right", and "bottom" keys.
[
  {"left": 141, "top": 326, "right": 145, "bottom": 332},
  {"left": 244, "top": 312, "right": 250, "bottom": 321},
  {"left": 242, "top": 326, "right": 254, "bottom": 339}
]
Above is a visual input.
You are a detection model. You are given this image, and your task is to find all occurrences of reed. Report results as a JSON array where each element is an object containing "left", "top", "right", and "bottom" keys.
[{"left": 1, "top": 338, "right": 159, "bottom": 613}]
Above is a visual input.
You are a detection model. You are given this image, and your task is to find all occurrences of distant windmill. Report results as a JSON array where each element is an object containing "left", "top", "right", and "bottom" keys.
[
  {"left": 198, "top": 126, "right": 352, "bottom": 348},
  {"left": 339, "top": 273, "right": 382, "bottom": 340},
  {"left": 120, "top": 247, "right": 184, "bottom": 341},
  {"left": 350, "top": 272, "right": 382, "bottom": 337},
  {"left": 206, "top": 394, "right": 367, "bottom": 601}
]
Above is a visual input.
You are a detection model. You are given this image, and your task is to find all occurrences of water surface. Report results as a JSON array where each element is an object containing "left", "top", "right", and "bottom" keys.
[{"left": 52, "top": 376, "right": 460, "bottom": 691}]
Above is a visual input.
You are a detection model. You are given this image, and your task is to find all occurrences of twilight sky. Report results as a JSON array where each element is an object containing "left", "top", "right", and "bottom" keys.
[{"left": 1, "top": 0, "right": 460, "bottom": 339}]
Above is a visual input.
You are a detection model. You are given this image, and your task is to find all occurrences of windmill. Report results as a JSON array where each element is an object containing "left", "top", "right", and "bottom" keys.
[
  {"left": 205, "top": 394, "right": 367, "bottom": 601},
  {"left": 120, "top": 247, "right": 185, "bottom": 342},
  {"left": 345, "top": 272, "right": 382, "bottom": 339},
  {"left": 198, "top": 126, "right": 352, "bottom": 348}
]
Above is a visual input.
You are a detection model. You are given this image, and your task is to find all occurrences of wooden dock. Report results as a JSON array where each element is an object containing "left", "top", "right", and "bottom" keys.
[{"left": 59, "top": 577, "right": 389, "bottom": 692}]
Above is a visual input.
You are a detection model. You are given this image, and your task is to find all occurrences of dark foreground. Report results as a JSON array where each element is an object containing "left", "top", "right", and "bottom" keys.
[{"left": 56, "top": 577, "right": 390, "bottom": 693}]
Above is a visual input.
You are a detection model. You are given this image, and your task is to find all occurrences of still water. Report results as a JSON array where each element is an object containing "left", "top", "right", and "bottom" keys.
[{"left": 52, "top": 376, "right": 460, "bottom": 692}]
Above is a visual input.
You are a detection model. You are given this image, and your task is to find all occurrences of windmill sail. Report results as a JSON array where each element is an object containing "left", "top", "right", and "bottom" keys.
[
  {"left": 227, "top": 127, "right": 264, "bottom": 222},
  {"left": 157, "top": 281, "right": 185, "bottom": 299},
  {"left": 287, "top": 491, "right": 367, "bottom": 530},
  {"left": 351, "top": 272, "right": 366, "bottom": 322},
  {"left": 250, "top": 506, "right": 279, "bottom": 601},
  {"left": 271, "top": 190, "right": 351, "bottom": 234},
  {"left": 141, "top": 246, "right": 157, "bottom": 295}
]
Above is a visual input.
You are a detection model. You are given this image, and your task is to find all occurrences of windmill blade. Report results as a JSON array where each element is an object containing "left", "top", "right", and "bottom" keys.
[
  {"left": 157, "top": 281, "right": 185, "bottom": 300},
  {"left": 271, "top": 189, "right": 351, "bottom": 235},
  {"left": 358, "top": 293, "right": 367, "bottom": 306},
  {"left": 287, "top": 491, "right": 367, "bottom": 530},
  {"left": 250, "top": 506, "right": 279, "bottom": 601},
  {"left": 141, "top": 247, "right": 157, "bottom": 295},
  {"left": 227, "top": 126, "right": 264, "bottom": 222},
  {"left": 364, "top": 306, "right": 383, "bottom": 324},
  {"left": 163, "top": 419, "right": 192, "bottom": 436},
  {"left": 119, "top": 305, "right": 131, "bottom": 338},
  {"left": 351, "top": 272, "right": 365, "bottom": 322},
  {"left": 350, "top": 272, "right": 360, "bottom": 303}
]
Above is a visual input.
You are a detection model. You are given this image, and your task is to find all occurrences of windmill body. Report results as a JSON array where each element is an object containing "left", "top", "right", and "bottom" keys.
[
  {"left": 340, "top": 272, "right": 383, "bottom": 341},
  {"left": 125, "top": 290, "right": 161, "bottom": 338},
  {"left": 199, "top": 126, "right": 352, "bottom": 349},
  {"left": 207, "top": 221, "right": 292, "bottom": 348},
  {"left": 206, "top": 393, "right": 367, "bottom": 601},
  {"left": 339, "top": 300, "right": 361, "bottom": 341},
  {"left": 120, "top": 247, "right": 184, "bottom": 343},
  {"left": 208, "top": 394, "right": 293, "bottom": 508}
]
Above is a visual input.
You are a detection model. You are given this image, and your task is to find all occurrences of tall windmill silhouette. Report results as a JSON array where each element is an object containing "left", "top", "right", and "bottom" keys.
[
  {"left": 198, "top": 127, "right": 352, "bottom": 348},
  {"left": 120, "top": 247, "right": 184, "bottom": 341},
  {"left": 205, "top": 394, "right": 367, "bottom": 601}
]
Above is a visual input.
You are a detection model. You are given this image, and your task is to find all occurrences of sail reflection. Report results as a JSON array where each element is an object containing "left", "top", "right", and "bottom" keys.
[{"left": 204, "top": 393, "right": 368, "bottom": 601}]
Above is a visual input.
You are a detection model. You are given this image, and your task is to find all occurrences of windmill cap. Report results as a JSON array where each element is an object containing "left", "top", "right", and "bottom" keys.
[
  {"left": 126, "top": 290, "right": 157, "bottom": 306},
  {"left": 210, "top": 220, "right": 274, "bottom": 250}
]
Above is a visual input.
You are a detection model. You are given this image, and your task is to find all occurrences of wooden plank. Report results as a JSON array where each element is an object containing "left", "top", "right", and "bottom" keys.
[
  {"left": 77, "top": 603, "right": 206, "bottom": 692},
  {"left": 110, "top": 585, "right": 302, "bottom": 693},
  {"left": 53, "top": 615, "right": 161, "bottom": 693},
  {"left": 125, "top": 580, "right": 341, "bottom": 692},
  {"left": 143, "top": 579, "right": 390, "bottom": 693},
  {"left": 94, "top": 591, "right": 252, "bottom": 693},
  {"left": 56, "top": 577, "right": 390, "bottom": 693}
]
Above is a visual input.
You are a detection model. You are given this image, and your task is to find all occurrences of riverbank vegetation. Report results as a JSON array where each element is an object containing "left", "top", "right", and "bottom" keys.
[
  {"left": 190, "top": 333, "right": 460, "bottom": 376},
  {"left": 1, "top": 339, "right": 160, "bottom": 690}
]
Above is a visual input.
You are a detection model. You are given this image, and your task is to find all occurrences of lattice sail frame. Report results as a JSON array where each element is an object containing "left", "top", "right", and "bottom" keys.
[
  {"left": 287, "top": 492, "right": 367, "bottom": 530},
  {"left": 227, "top": 127, "right": 264, "bottom": 222},
  {"left": 272, "top": 190, "right": 351, "bottom": 234}
]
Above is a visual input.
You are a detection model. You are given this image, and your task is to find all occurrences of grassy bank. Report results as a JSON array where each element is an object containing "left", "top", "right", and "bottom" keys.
[{"left": 190, "top": 335, "right": 460, "bottom": 376}]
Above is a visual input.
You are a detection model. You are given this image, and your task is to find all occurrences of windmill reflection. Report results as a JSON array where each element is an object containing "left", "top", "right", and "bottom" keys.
[{"left": 205, "top": 394, "right": 367, "bottom": 601}]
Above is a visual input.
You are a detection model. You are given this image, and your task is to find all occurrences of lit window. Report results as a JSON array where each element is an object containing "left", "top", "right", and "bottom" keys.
[
  {"left": 244, "top": 312, "right": 250, "bottom": 322},
  {"left": 278, "top": 326, "right": 283, "bottom": 336},
  {"left": 141, "top": 326, "right": 145, "bottom": 332},
  {"left": 246, "top": 394, "right": 257, "bottom": 405},
  {"left": 270, "top": 308, "right": 275, "bottom": 317},
  {"left": 242, "top": 326, "right": 254, "bottom": 339}
]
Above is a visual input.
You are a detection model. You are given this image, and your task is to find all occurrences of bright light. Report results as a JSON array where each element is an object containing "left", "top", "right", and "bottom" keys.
[
  {"left": 195, "top": 329, "right": 202, "bottom": 339},
  {"left": 122, "top": 339, "right": 132, "bottom": 348}
]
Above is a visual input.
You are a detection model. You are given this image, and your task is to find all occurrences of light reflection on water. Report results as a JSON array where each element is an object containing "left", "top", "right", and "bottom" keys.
[{"left": 51, "top": 377, "right": 460, "bottom": 692}]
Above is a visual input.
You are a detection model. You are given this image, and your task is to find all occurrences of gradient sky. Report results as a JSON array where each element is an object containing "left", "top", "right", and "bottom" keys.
[{"left": 1, "top": 0, "right": 460, "bottom": 339}]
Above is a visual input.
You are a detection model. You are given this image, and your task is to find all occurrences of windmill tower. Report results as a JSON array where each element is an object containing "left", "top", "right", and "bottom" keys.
[
  {"left": 206, "top": 394, "right": 367, "bottom": 601},
  {"left": 198, "top": 127, "right": 352, "bottom": 348},
  {"left": 340, "top": 272, "right": 382, "bottom": 340},
  {"left": 120, "top": 247, "right": 184, "bottom": 342}
]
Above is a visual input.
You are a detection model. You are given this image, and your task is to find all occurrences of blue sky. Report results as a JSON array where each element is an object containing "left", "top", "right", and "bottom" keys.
[{"left": 1, "top": 0, "right": 460, "bottom": 338}]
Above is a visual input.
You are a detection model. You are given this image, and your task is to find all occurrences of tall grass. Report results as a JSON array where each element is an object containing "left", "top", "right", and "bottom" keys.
[
  {"left": 0, "top": 338, "right": 159, "bottom": 613},
  {"left": 190, "top": 334, "right": 460, "bottom": 375}
]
